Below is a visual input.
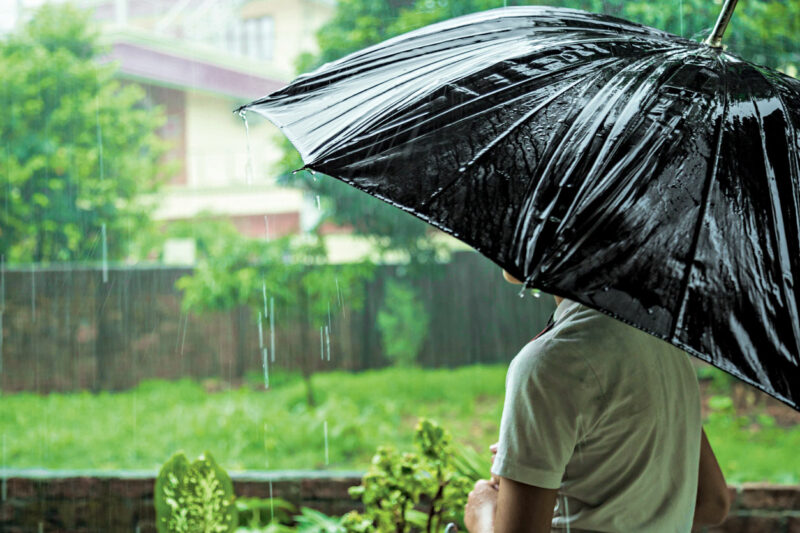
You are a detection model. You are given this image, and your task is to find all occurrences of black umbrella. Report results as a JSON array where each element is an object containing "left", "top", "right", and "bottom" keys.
[{"left": 240, "top": 2, "right": 800, "bottom": 410}]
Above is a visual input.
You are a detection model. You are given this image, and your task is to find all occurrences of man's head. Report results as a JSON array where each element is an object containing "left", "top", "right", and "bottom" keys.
[
  {"left": 502, "top": 269, "right": 562, "bottom": 306},
  {"left": 502, "top": 269, "right": 523, "bottom": 285}
]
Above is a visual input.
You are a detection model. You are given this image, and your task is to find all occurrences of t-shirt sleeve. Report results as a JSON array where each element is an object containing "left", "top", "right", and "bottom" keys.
[{"left": 491, "top": 338, "right": 597, "bottom": 490}]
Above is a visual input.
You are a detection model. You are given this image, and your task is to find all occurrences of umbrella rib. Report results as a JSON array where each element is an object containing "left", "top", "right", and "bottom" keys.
[
  {"left": 751, "top": 68, "right": 800, "bottom": 365},
  {"left": 309, "top": 39, "right": 658, "bottom": 163},
  {"left": 316, "top": 50, "right": 650, "bottom": 169},
  {"left": 669, "top": 56, "right": 729, "bottom": 342},
  {"left": 419, "top": 77, "right": 586, "bottom": 209}
]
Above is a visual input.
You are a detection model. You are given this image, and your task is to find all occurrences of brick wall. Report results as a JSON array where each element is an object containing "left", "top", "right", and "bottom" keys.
[
  {"left": 1, "top": 471, "right": 798, "bottom": 532},
  {"left": 0, "top": 470, "right": 363, "bottom": 532}
]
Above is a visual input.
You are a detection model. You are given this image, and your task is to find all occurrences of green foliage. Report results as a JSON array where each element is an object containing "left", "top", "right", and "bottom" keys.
[
  {"left": 235, "top": 499, "right": 347, "bottom": 533},
  {"left": 235, "top": 497, "right": 296, "bottom": 531},
  {"left": 175, "top": 226, "right": 374, "bottom": 403},
  {"left": 0, "top": 4, "right": 169, "bottom": 263},
  {"left": 2, "top": 367, "right": 798, "bottom": 484},
  {"left": 155, "top": 451, "right": 237, "bottom": 533},
  {"left": 292, "top": 507, "right": 349, "bottom": 533},
  {"left": 176, "top": 228, "right": 373, "bottom": 327},
  {"left": 345, "top": 419, "right": 473, "bottom": 533},
  {"left": 377, "top": 280, "right": 430, "bottom": 366},
  {"left": 696, "top": 364, "right": 736, "bottom": 394}
]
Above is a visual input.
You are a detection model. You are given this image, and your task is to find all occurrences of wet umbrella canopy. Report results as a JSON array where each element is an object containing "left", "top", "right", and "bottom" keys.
[{"left": 240, "top": 5, "right": 800, "bottom": 410}]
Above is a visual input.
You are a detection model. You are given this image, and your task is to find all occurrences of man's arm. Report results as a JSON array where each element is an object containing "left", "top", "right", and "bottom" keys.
[
  {"left": 692, "top": 429, "right": 730, "bottom": 529},
  {"left": 465, "top": 477, "right": 557, "bottom": 533}
]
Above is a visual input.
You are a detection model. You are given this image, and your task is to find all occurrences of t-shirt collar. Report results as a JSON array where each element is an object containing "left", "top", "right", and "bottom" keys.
[{"left": 553, "top": 298, "right": 580, "bottom": 323}]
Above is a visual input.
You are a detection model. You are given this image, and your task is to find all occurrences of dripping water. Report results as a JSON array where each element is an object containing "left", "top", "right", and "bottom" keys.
[
  {"left": 239, "top": 109, "right": 254, "bottom": 185},
  {"left": 320, "top": 326, "right": 324, "bottom": 360}
]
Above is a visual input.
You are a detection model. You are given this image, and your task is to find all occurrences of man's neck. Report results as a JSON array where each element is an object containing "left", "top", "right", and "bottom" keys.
[{"left": 554, "top": 295, "right": 564, "bottom": 307}]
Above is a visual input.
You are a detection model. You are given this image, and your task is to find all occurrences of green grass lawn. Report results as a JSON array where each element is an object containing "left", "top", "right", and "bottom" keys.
[{"left": 1, "top": 365, "right": 797, "bottom": 484}]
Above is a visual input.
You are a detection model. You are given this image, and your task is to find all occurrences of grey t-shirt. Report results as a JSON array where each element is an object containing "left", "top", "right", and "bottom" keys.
[{"left": 492, "top": 299, "right": 701, "bottom": 532}]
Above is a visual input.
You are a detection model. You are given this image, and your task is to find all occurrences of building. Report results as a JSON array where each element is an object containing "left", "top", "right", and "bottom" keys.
[
  {"left": 7, "top": 0, "right": 336, "bottom": 262},
  {"left": 5, "top": 0, "right": 466, "bottom": 263}
]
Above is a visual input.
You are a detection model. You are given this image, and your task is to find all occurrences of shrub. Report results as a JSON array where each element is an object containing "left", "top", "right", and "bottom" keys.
[
  {"left": 344, "top": 418, "right": 473, "bottom": 533},
  {"left": 377, "top": 280, "right": 430, "bottom": 366}
]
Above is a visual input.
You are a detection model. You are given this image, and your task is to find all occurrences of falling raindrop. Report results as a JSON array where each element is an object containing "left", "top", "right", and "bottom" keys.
[
  {"left": 680, "top": 0, "right": 684, "bottom": 36},
  {"left": 30, "top": 265, "right": 35, "bottom": 323},
  {"left": 320, "top": 326, "right": 324, "bottom": 360},
  {"left": 327, "top": 301, "right": 332, "bottom": 332},
  {"left": 262, "top": 347, "right": 269, "bottom": 389},
  {"left": 269, "top": 297, "right": 275, "bottom": 362},
  {"left": 0, "top": 255, "right": 4, "bottom": 374},
  {"left": 335, "top": 278, "right": 343, "bottom": 309},
  {"left": 1, "top": 433, "right": 6, "bottom": 502},
  {"left": 316, "top": 195, "right": 321, "bottom": 210},
  {"left": 101, "top": 223, "right": 108, "bottom": 283},
  {"left": 325, "top": 325, "right": 331, "bottom": 361},
  {"left": 180, "top": 314, "right": 188, "bottom": 356},
  {"left": 239, "top": 109, "right": 254, "bottom": 185},
  {"left": 264, "top": 215, "right": 270, "bottom": 240},
  {"left": 4, "top": 145, "right": 9, "bottom": 225},
  {"left": 38, "top": 522, "right": 43, "bottom": 533},
  {"left": 324, "top": 420, "right": 329, "bottom": 465},
  {"left": 563, "top": 494, "right": 571, "bottom": 533},
  {"left": 269, "top": 480, "right": 274, "bottom": 522},
  {"left": 258, "top": 311, "right": 264, "bottom": 348},
  {"left": 96, "top": 96, "right": 104, "bottom": 181},
  {"left": 262, "top": 281, "right": 268, "bottom": 317}
]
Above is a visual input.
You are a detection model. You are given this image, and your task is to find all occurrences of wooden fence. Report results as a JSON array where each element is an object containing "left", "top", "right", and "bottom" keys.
[{"left": 0, "top": 252, "right": 554, "bottom": 392}]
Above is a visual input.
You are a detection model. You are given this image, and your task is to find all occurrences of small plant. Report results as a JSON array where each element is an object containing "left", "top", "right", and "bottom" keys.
[
  {"left": 344, "top": 419, "right": 473, "bottom": 533},
  {"left": 235, "top": 497, "right": 296, "bottom": 530},
  {"left": 155, "top": 451, "right": 237, "bottom": 533},
  {"left": 377, "top": 279, "right": 430, "bottom": 366}
]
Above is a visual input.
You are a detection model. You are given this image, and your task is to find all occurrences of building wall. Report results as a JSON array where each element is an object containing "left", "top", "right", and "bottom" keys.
[
  {"left": 241, "top": 0, "right": 334, "bottom": 77},
  {"left": 183, "top": 91, "right": 281, "bottom": 188}
]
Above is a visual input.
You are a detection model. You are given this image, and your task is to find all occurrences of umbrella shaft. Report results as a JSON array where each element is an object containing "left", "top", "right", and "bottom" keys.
[{"left": 706, "top": 0, "right": 738, "bottom": 48}]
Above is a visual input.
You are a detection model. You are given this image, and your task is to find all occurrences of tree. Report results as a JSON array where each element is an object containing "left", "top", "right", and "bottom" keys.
[
  {"left": 0, "top": 5, "right": 169, "bottom": 263},
  {"left": 176, "top": 222, "right": 374, "bottom": 406},
  {"left": 275, "top": 0, "right": 798, "bottom": 263}
]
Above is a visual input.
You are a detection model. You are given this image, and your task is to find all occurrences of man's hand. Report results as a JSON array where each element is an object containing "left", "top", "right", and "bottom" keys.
[{"left": 465, "top": 480, "right": 498, "bottom": 533}]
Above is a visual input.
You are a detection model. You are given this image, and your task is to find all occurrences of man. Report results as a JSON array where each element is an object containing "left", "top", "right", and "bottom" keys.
[{"left": 463, "top": 272, "right": 730, "bottom": 532}]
